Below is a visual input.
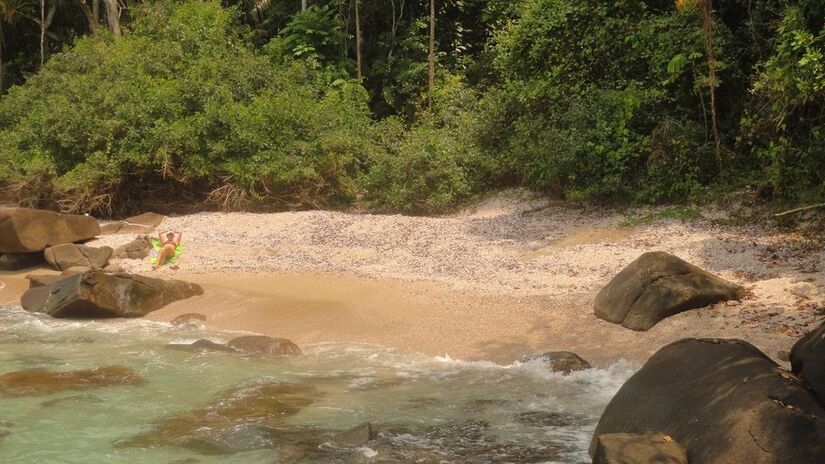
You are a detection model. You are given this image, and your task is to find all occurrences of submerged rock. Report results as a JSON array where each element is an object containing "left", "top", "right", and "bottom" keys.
[
  {"left": 0, "top": 366, "right": 143, "bottom": 397},
  {"left": 21, "top": 270, "right": 203, "bottom": 318},
  {"left": 0, "top": 207, "right": 100, "bottom": 253},
  {"left": 790, "top": 321, "right": 825, "bottom": 401},
  {"left": 40, "top": 394, "right": 104, "bottom": 408},
  {"left": 171, "top": 313, "right": 207, "bottom": 326},
  {"left": 227, "top": 335, "right": 303, "bottom": 357},
  {"left": 594, "top": 251, "right": 745, "bottom": 330},
  {"left": 590, "top": 338, "right": 825, "bottom": 463},
  {"left": 328, "top": 422, "right": 376, "bottom": 448},
  {"left": 167, "top": 339, "right": 234, "bottom": 353},
  {"left": 44, "top": 243, "right": 112, "bottom": 271},
  {"left": 125, "top": 382, "right": 322, "bottom": 453},
  {"left": 593, "top": 432, "right": 688, "bottom": 464},
  {"left": 520, "top": 351, "right": 591, "bottom": 374}
]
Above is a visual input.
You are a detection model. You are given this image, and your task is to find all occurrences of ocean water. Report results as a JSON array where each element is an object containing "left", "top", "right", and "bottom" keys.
[{"left": 0, "top": 306, "right": 635, "bottom": 464}]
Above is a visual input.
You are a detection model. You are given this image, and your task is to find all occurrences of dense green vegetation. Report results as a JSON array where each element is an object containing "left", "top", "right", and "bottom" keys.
[{"left": 0, "top": 0, "right": 823, "bottom": 215}]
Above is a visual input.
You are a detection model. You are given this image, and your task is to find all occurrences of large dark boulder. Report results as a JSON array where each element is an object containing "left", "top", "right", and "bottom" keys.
[
  {"left": 593, "top": 432, "right": 688, "bottom": 464},
  {"left": 790, "top": 322, "right": 825, "bottom": 401},
  {"left": 21, "top": 270, "right": 203, "bottom": 318},
  {"left": 0, "top": 208, "right": 100, "bottom": 253},
  {"left": 590, "top": 338, "right": 825, "bottom": 464},
  {"left": 44, "top": 243, "right": 112, "bottom": 271},
  {"left": 594, "top": 251, "right": 745, "bottom": 331}
]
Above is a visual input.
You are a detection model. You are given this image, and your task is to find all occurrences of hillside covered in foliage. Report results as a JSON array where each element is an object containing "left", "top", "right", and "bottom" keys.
[{"left": 0, "top": 0, "right": 823, "bottom": 215}]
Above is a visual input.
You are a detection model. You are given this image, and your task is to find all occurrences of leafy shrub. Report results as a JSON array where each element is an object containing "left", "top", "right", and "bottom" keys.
[{"left": 0, "top": 1, "right": 378, "bottom": 214}]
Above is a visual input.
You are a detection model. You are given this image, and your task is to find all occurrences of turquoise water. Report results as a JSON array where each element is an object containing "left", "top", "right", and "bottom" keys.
[{"left": 0, "top": 306, "right": 635, "bottom": 463}]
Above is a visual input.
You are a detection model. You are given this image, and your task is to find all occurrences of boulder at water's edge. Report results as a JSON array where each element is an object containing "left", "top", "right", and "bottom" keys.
[
  {"left": 590, "top": 338, "right": 825, "bottom": 463},
  {"left": 21, "top": 270, "right": 203, "bottom": 318},
  {"left": 594, "top": 251, "right": 745, "bottom": 330}
]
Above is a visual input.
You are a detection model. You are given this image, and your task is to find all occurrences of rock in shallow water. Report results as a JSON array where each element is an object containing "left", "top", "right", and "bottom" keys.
[
  {"left": 594, "top": 251, "right": 745, "bottom": 331},
  {"left": 21, "top": 270, "right": 203, "bottom": 318},
  {"left": 520, "top": 351, "right": 591, "bottom": 374},
  {"left": 0, "top": 366, "right": 143, "bottom": 397},
  {"left": 0, "top": 207, "right": 100, "bottom": 253},
  {"left": 227, "top": 335, "right": 303, "bottom": 356},
  {"left": 125, "top": 382, "right": 322, "bottom": 454},
  {"left": 591, "top": 338, "right": 825, "bottom": 463}
]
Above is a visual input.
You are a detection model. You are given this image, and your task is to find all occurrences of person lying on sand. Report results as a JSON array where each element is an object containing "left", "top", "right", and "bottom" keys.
[{"left": 153, "top": 230, "right": 182, "bottom": 270}]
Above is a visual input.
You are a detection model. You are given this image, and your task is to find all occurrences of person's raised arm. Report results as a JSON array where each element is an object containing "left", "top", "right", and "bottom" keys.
[
  {"left": 176, "top": 231, "right": 183, "bottom": 246},
  {"left": 158, "top": 230, "right": 163, "bottom": 242}
]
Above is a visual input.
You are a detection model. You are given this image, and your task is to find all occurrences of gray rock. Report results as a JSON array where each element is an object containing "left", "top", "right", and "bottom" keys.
[
  {"left": 171, "top": 313, "right": 207, "bottom": 326},
  {"left": 329, "top": 423, "right": 375, "bottom": 448},
  {"left": 594, "top": 251, "right": 745, "bottom": 331},
  {"left": 520, "top": 351, "right": 591, "bottom": 374},
  {"left": 62, "top": 266, "right": 91, "bottom": 275},
  {"left": 126, "top": 212, "right": 165, "bottom": 227},
  {"left": 227, "top": 335, "right": 302, "bottom": 356},
  {"left": 590, "top": 338, "right": 825, "bottom": 463},
  {"left": 25, "top": 274, "right": 65, "bottom": 288},
  {"left": 99, "top": 221, "right": 155, "bottom": 235},
  {"left": 0, "top": 252, "right": 45, "bottom": 271},
  {"left": 0, "top": 208, "right": 100, "bottom": 253},
  {"left": 21, "top": 271, "right": 203, "bottom": 318},
  {"left": 113, "top": 237, "right": 152, "bottom": 259},
  {"left": 593, "top": 432, "right": 687, "bottom": 464},
  {"left": 44, "top": 243, "right": 112, "bottom": 271},
  {"left": 167, "top": 339, "right": 234, "bottom": 352},
  {"left": 103, "top": 263, "right": 125, "bottom": 273}
]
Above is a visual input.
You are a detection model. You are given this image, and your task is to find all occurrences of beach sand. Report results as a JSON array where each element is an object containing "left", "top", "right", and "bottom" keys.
[{"left": 4, "top": 191, "right": 823, "bottom": 364}]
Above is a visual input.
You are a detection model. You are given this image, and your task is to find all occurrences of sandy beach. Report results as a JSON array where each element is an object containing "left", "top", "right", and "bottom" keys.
[{"left": 5, "top": 192, "right": 824, "bottom": 364}]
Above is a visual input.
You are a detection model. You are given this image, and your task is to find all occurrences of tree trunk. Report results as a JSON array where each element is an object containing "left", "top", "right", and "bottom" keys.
[
  {"left": 102, "top": 0, "right": 121, "bottom": 38},
  {"left": 301, "top": 0, "right": 307, "bottom": 11},
  {"left": 428, "top": 0, "right": 435, "bottom": 104},
  {"left": 79, "top": 0, "right": 98, "bottom": 35},
  {"left": 698, "top": 0, "right": 722, "bottom": 173},
  {"left": 40, "top": 0, "right": 45, "bottom": 66},
  {"left": 0, "top": 20, "right": 4, "bottom": 92},
  {"left": 355, "top": 0, "right": 362, "bottom": 83},
  {"left": 93, "top": 0, "right": 100, "bottom": 23}
]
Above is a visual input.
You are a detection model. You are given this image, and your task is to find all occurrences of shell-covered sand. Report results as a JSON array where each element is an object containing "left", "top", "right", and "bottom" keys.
[{"left": 77, "top": 192, "right": 825, "bottom": 363}]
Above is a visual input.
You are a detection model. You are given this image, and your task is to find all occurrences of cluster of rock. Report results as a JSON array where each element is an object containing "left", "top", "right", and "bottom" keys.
[
  {"left": 0, "top": 207, "right": 207, "bottom": 319},
  {"left": 588, "top": 251, "right": 825, "bottom": 463},
  {"left": 0, "top": 207, "right": 158, "bottom": 272}
]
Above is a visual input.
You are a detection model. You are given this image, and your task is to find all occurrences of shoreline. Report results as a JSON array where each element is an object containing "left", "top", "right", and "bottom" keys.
[{"left": 2, "top": 195, "right": 824, "bottom": 364}]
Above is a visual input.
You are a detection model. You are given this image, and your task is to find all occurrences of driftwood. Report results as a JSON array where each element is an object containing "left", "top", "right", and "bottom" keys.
[{"left": 773, "top": 203, "right": 825, "bottom": 218}]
